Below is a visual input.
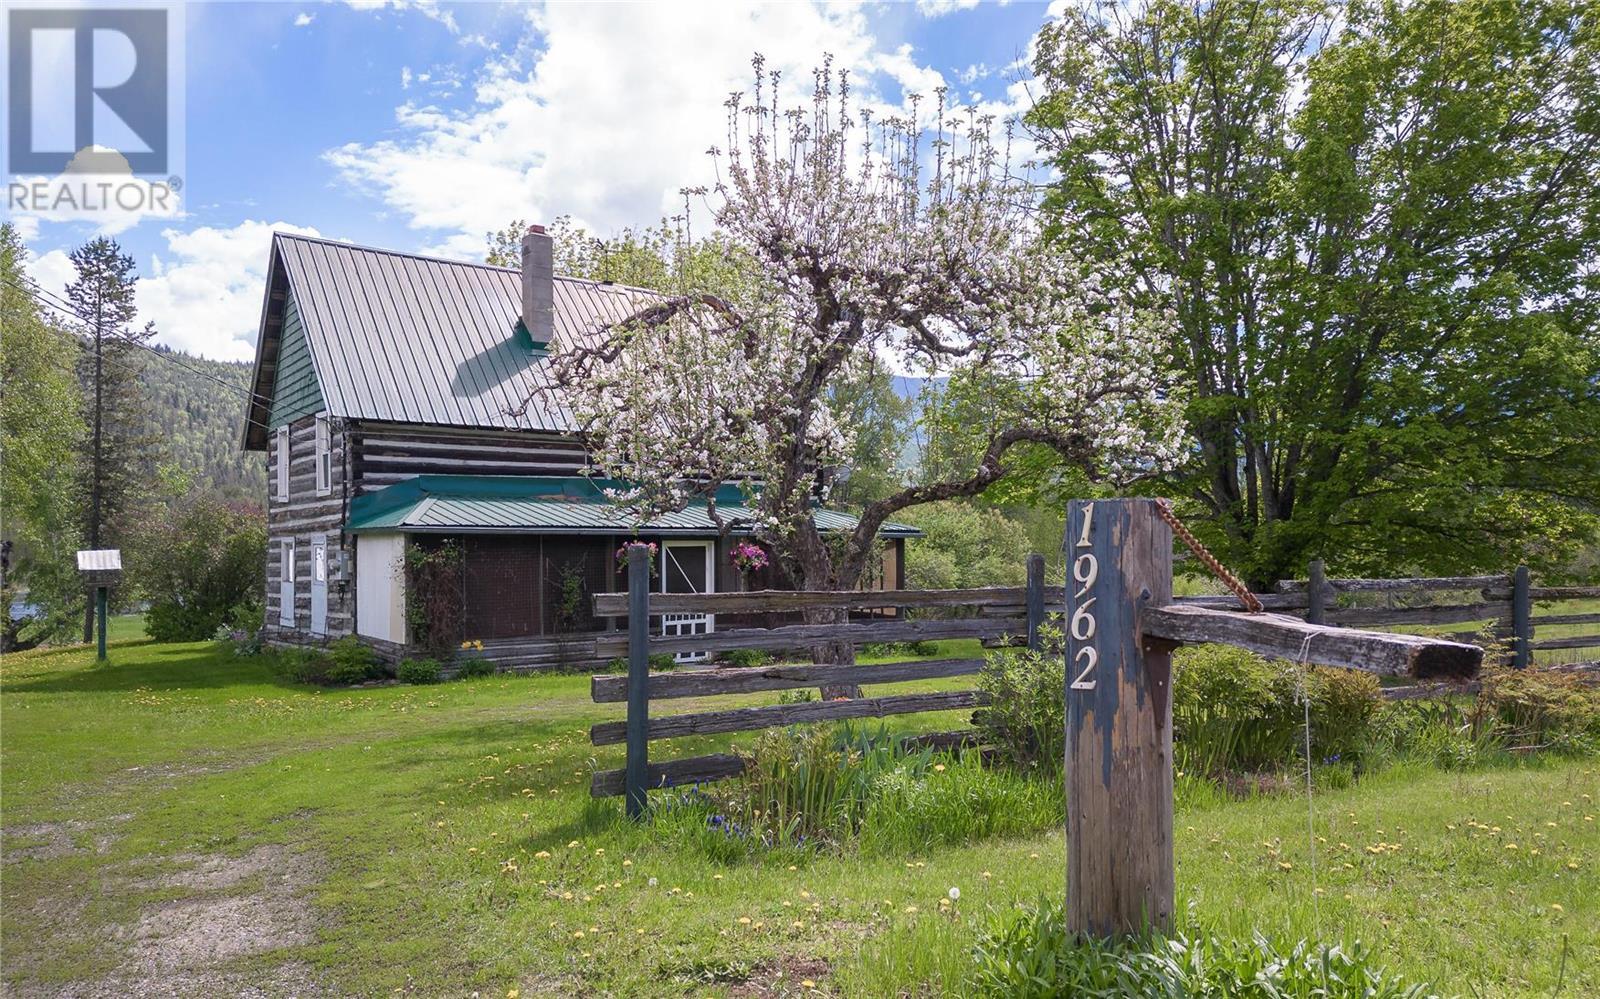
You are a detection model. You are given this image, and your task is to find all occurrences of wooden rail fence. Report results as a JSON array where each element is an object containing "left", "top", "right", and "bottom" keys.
[{"left": 588, "top": 548, "right": 1597, "bottom": 811}]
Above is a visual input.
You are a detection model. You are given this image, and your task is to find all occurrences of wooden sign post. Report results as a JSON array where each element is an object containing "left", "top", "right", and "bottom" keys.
[
  {"left": 1062, "top": 498, "right": 1483, "bottom": 938},
  {"left": 1065, "top": 499, "right": 1174, "bottom": 934}
]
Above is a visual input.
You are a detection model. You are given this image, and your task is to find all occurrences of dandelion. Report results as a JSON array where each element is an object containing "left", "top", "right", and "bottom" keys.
[
  {"left": 535, "top": 850, "right": 551, "bottom": 859},
  {"left": 568, "top": 840, "right": 580, "bottom": 848},
  {"left": 738, "top": 916, "right": 751, "bottom": 925},
  {"left": 904, "top": 905, "right": 919, "bottom": 914},
  {"left": 933, "top": 764, "right": 946, "bottom": 772},
  {"left": 1278, "top": 861, "right": 1293, "bottom": 871},
  {"left": 648, "top": 877, "right": 659, "bottom": 886},
  {"left": 508, "top": 990, "right": 519, "bottom": 998},
  {"left": 948, "top": 887, "right": 960, "bottom": 901},
  {"left": 801, "top": 981, "right": 816, "bottom": 989}
]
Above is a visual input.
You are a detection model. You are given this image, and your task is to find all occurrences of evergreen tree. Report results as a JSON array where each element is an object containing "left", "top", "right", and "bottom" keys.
[{"left": 64, "top": 237, "right": 162, "bottom": 641}]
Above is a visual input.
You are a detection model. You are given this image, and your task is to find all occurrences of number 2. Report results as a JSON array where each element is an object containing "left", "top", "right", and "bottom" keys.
[{"left": 1070, "top": 646, "right": 1098, "bottom": 690}]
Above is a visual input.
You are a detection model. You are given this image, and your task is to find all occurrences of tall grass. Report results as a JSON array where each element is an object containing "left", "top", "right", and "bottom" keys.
[{"left": 652, "top": 723, "right": 1059, "bottom": 856}]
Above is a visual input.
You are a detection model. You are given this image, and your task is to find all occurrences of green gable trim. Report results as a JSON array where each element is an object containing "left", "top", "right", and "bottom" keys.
[
  {"left": 268, "top": 289, "right": 326, "bottom": 427},
  {"left": 345, "top": 475, "right": 921, "bottom": 538}
]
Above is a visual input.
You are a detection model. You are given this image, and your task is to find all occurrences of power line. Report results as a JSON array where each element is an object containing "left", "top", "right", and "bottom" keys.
[
  {"left": 3, "top": 273, "right": 280, "bottom": 437},
  {"left": 12, "top": 271, "right": 274, "bottom": 409}
]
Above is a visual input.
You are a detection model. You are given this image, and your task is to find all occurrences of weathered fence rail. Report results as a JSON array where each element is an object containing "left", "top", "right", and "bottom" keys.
[
  {"left": 588, "top": 546, "right": 1593, "bottom": 811},
  {"left": 589, "top": 549, "right": 1039, "bottom": 809},
  {"left": 1279, "top": 562, "right": 1600, "bottom": 667}
]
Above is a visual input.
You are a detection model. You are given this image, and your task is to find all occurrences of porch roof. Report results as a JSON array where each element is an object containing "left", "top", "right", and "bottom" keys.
[{"left": 344, "top": 475, "right": 921, "bottom": 538}]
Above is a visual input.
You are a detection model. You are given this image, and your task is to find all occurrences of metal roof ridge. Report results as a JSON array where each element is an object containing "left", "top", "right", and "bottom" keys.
[{"left": 271, "top": 230, "right": 668, "bottom": 297}]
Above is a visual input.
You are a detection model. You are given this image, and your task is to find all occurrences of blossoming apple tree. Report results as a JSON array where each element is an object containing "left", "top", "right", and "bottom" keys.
[{"left": 542, "top": 58, "right": 1187, "bottom": 609}]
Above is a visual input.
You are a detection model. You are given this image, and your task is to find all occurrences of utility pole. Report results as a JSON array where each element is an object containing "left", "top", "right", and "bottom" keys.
[{"left": 82, "top": 283, "right": 105, "bottom": 644}]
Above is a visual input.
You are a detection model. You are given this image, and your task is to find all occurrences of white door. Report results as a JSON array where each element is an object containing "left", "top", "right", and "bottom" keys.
[
  {"left": 310, "top": 536, "right": 328, "bottom": 636},
  {"left": 661, "top": 540, "right": 714, "bottom": 663},
  {"left": 279, "top": 539, "right": 295, "bottom": 627}
]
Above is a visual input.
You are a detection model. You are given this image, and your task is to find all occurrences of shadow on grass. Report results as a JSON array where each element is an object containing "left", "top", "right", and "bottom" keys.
[{"left": 3, "top": 643, "right": 281, "bottom": 694}]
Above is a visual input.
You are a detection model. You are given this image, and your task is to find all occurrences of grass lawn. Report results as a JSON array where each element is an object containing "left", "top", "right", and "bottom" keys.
[{"left": 1, "top": 638, "right": 1596, "bottom": 997}]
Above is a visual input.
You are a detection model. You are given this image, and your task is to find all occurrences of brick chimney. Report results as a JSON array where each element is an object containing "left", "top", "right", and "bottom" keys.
[{"left": 521, "top": 224, "right": 554, "bottom": 346}]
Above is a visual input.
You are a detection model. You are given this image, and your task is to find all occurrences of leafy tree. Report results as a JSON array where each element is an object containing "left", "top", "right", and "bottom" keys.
[
  {"left": 132, "top": 494, "right": 266, "bottom": 642},
  {"left": 899, "top": 502, "right": 1034, "bottom": 590},
  {"left": 65, "top": 237, "right": 162, "bottom": 637},
  {"left": 541, "top": 60, "right": 1185, "bottom": 692},
  {"left": 0, "top": 223, "right": 86, "bottom": 649},
  {"left": 1030, "top": 0, "right": 1600, "bottom": 585}
]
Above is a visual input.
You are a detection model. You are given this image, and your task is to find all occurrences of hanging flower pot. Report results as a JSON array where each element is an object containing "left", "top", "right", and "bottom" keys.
[
  {"left": 615, "top": 541, "right": 658, "bottom": 572},
  {"left": 730, "top": 541, "right": 769, "bottom": 575}
]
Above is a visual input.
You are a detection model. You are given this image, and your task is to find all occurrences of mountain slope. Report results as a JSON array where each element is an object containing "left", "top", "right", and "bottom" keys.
[{"left": 140, "top": 347, "right": 265, "bottom": 499}]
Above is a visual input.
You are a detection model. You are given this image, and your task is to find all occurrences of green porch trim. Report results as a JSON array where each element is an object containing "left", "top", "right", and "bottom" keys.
[{"left": 345, "top": 475, "right": 920, "bottom": 538}]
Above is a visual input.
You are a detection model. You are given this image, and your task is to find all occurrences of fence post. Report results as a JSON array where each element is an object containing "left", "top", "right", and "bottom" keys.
[
  {"left": 1025, "top": 553, "right": 1046, "bottom": 651},
  {"left": 1065, "top": 499, "right": 1174, "bottom": 936},
  {"left": 1512, "top": 564, "right": 1531, "bottom": 670},
  {"left": 1306, "top": 559, "right": 1327, "bottom": 626},
  {"left": 625, "top": 544, "right": 652, "bottom": 818}
]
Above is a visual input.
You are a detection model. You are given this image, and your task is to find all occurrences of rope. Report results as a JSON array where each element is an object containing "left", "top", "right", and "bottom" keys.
[
  {"left": 1296, "top": 632, "right": 1322, "bottom": 938},
  {"left": 1154, "top": 499, "right": 1264, "bottom": 613}
]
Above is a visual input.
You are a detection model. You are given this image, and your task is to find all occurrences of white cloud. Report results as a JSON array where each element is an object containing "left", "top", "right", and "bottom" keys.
[
  {"left": 344, "top": 0, "right": 458, "bottom": 34},
  {"left": 137, "top": 221, "right": 326, "bottom": 361},
  {"left": 916, "top": 0, "right": 980, "bottom": 17},
  {"left": 321, "top": 2, "right": 959, "bottom": 259},
  {"left": 27, "top": 221, "right": 326, "bottom": 363},
  {"left": 294, "top": 12, "right": 314, "bottom": 27}
]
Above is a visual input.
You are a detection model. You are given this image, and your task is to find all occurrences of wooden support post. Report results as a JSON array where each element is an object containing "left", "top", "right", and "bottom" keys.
[
  {"left": 1306, "top": 559, "right": 1327, "bottom": 626},
  {"left": 1064, "top": 499, "right": 1174, "bottom": 936},
  {"left": 624, "top": 544, "right": 651, "bottom": 818},
  {"left": 1512, "top": 564, "right": 1531, "bottom": 670},
  {"left": 1025, "top": 553, "right": 1046, "bottom": 651},
  {"left": 95, "top": 586, "right": 108, "bottom": 662}
]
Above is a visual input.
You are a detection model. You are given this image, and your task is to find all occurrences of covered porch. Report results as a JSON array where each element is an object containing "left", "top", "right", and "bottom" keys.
[{"left": 345, "top": 475, "right": 915, "bottom": 670}]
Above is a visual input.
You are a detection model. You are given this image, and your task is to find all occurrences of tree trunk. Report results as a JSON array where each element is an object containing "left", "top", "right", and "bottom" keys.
[{"left": 807, "top": 605, "right": 862, "bottom": 700}]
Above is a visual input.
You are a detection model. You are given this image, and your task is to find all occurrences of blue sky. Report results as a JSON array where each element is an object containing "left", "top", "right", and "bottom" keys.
[{"left": 14, "top": 0, "right": 1055, "bottom": 361}]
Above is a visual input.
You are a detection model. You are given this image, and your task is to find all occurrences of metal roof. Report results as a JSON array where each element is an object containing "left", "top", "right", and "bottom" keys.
[
  {"left": 345, "top": 475, "right": 921, "bottom": 538},
  {"left": 250, "top": 233, "right": 660, "bottom": 437}
]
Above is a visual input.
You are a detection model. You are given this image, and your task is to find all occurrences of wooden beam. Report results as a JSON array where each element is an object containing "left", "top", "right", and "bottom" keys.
[
  {"left": 592, "top": 586, "right": 1033, "bottom": 616},
  {"left": 589, "top": 689, "right": 986, "bottom": 746},
  {"left": 592, "top": 617, "right": 1024, "bottom": 657},
  {"left": 1326, "top": 601, "right": 1511, "bottom": 628},
  {"left": 1529, "top": 634, "right": 1600, "bottom": 651},
  {"left": 590, "top": 657, "right": 984, "bottom": 703},
  {"left": 1534, "top": 612, "right": 1600, "bottom": 627},
  {"left": 591, "top": 753, "right": 745, "bottom": 798},
  {"left": 1141, "top": 605, "right": 1483, "bottom": 680},
  {"left": 1277, "top": 574, "right": 1509, "bottom": 593}
]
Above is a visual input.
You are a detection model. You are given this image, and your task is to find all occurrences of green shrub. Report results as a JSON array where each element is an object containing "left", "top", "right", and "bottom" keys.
[
  {"left": 455, "top": 656, "right": 494, "bottom": 679},
  {"left": 777, "top": 688, "right": 815, "bottom": 705},
  {"left": 269, "top": 647, "right": 345, "bottom": 686},
  {"left": 974, "top": 646, "right": 1065, "bottom": 773},
  {"left": 135, "top": 495, "right": 267, "bottom": 642},
  {"left": 604, "top": 657, "right": 628, "bottom": 673},
  {"left": 1172, "top": 645, "right": 1381, "bottom": 776},
  {"left": 1479, "top": 665, "right": 1600, "bottom": 748},
  {"left": 325, "top": 636, "right": 383, "bottom": 685},
  {"left": 973, "top": 901, "right": 1435, "bottom": 999},
  {"left": 397, "top": 658, "right": 442, "bottom": 685},
  {"left": 720, "top": 648, "right": 773, "bottom": 668},
  {"left": 648, "top": 652, "right": 678, "bottom": 672}
]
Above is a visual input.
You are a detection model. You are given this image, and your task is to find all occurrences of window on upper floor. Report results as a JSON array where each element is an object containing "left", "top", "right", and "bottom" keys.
[
  {"left": 315, "top": 415, "right": 331, "bottom": 496},
  {"left": 275, "top": 426, "right": 289, "bottom": 501}
]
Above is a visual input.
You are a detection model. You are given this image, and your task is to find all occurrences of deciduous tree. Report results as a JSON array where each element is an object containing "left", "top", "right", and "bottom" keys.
[{"left": 1030, "top": 0, "right": 1600, "bottom": 585}]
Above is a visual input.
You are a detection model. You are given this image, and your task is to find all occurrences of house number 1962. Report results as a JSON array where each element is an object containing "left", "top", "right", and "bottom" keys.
[{"left": 1070, "top": 503, "right": 1098, "bottom": 691}]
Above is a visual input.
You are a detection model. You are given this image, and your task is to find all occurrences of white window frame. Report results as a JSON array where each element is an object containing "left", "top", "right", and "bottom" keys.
[
  {"left": 275, "top": 426, "right": 290, "bottom": 502},
  {"left": 314, "top": 414, "right": 331, "bottom": 496}
]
